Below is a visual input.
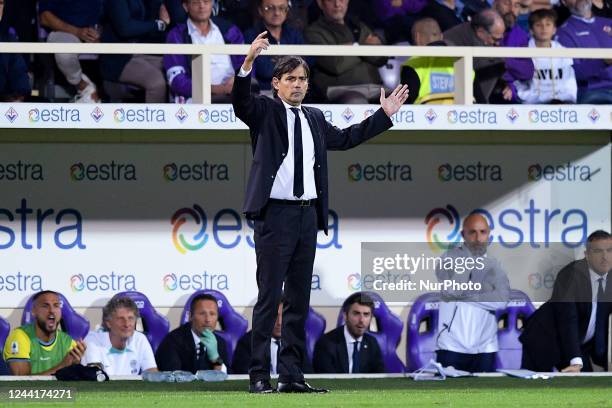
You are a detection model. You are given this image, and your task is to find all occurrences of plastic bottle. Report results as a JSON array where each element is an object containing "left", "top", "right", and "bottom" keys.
[
  {"left": 173, "top": 371, "right": 196, "bottom": 382},
  {"left": 195, "top": 370, "right": 228, "bottom": 382},
  {"left": 142, "top": 371, "right": 174, "bottom": 382}
]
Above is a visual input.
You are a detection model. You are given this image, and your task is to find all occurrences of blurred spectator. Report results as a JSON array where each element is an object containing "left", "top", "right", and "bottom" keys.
[
  {"left": 165, "top": 0, "right": 189, "bottom": 26},
  {"left": 39, "top": 0, "right": 103, "bottom": 103},
  {"left": 401, "top": 18, "right": 456, "bottom": 104},
  {"left": 420, "top": 0, "right": 464, "bottom": 32},
  {"left": 164, "top": 0, "right": 244, "bottom": 103},
  {"left": 374, "top": 0, "right": 428, "bottom": 44},
  {"left": 217, "top": 0, "right": 252, "bottom": 32},
  {"left": 0, "top": 0, "right": 31, "bottom": 102},
  {"left": 591, "top": 0, "right": 612, "bottom": 18},
  {"left": 101, "top": 0, "right": 170, "bottom": 103},
  {"left": 444, "top": 9, "right": 510, "bottom": 103},
  {"left": 492, "top": 0, "right": 535, "bottom": 102},
  {"left": 557, "top": 0, "right": 612, "bottom": 103},
  {"left": 245, "top": 0, "right": 308, "bottom": 93},
  {"left": 304, "top": 0, "right": 387, "bottom": 103},
  {"left": 514, "top": 9, "right": 577, "bottom": 103},
  {"left": 306, "top": 0, "right": 383, "bottom": 38},
  {"left": 556, "top": 0, "right": 611, "bottom": 25}
]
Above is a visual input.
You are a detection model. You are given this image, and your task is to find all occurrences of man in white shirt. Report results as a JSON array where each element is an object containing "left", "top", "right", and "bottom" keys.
[
  {"left": 435, "top": 213, "right": 510, "bottom": 372},
  {"left": 81, "top": 297, "right": 157, "bottom": 375},
  {"left": 521, "top": 230, "right": 612, "bottom": 372},
  {"left": 313, "top": 292, "right": 385, "bottom": 374}
]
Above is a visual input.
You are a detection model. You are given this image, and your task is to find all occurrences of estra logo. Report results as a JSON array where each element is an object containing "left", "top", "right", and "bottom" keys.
[
  {"left": 528, "top": 108, "right": 578, "bottom": 124},
  {"left": 348, "top": 162, "right": 412, "bottom": 182},
  {"left": 70, "top": 161, "right": 137, "bottom": 181},
  {"left": 437, "top": 162, "right": 502, "bottom": 182},
  {"left": 113, "top": 107, "right": 166, "bottom": 123},
  {"left": 527, "top": 162, "right": 595, "bottom": 182},
  {"left": 28, "top": 107, "right": 80, "bottom": 123},
  {"left": 69, "top": 272, "right": 136, "bottom": 292}
]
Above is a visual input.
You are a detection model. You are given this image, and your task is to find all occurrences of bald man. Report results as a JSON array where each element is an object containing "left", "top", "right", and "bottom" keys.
[
  {"left": 434, "top": 214, "right": 510, "bottom": 372},
  {"left": 411, "top": 18, "right": 443, "bottom": 47}
]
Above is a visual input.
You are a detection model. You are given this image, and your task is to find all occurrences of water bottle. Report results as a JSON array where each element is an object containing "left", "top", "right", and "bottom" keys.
[
  {"left": 173, "top": 371, "right": 196, "bottom": 382},
  {"left": 195, "top": 370, "right": 228, "bottom": 382},
  {"left": 142, "top": 371, "right": 174, "bottom": 382}
]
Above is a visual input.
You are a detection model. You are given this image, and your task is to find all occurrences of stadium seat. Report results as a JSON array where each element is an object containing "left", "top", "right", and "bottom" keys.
[
  {"left": 495, "top": 290, "right": 536, "bottom": 369},
  {"left": 0, "top": 316, "right": 10, "bottom": 375},
  {"left": 305, "top": 307, "right": 326, "bottom": 363},
  {"left": 113, "top": 291, "right": 170, "bottom": 353},
  {"left": 406, "top": 291, "right": 536, "bottom": 371},
  {"left": 337, "top": 291, "right": 405, "bottom": 373},
  {"left": 180, "top": 290, "right": 247, "bottom": 367},
  {"left": 21, "top": 293, "right": 89, "bottom": 340},
  {"left": 405, "top": 292, "right": 441, "bottom": 372}
]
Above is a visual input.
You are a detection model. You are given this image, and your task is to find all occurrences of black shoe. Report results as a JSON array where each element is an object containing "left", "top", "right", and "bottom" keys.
[
  {"left": 277, "top": 381, "right": 329, "bottom": 393},
  {"left": 249, "top": 379, "right": 275, "bottom": 394}
]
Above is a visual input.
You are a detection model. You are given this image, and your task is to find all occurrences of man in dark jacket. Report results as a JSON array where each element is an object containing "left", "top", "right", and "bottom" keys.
[
  {"left": 0, "top": 0, "right": 31, "bottom": 101},
  {"left": 313, "top": 292, "right": 385, "bottom": 374},
  {"left": 155, "top": 293, "right": 229, "bottom": 373}
]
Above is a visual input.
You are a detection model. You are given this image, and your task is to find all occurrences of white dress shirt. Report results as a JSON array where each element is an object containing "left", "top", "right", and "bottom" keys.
[
  {"left": 570, "top": 269, "right": 608, "bottom": 367},
  {"left": 343, "top": 325, "right": 363, "bottom": 374},
  {"left": 270, "top": 338, "right": 280, "bottom": 374},
  {"left": 186, "top": 19, "right": 234, "bottom": 85},
  {"left": 237, "top": 67, "right": 317, "bottom": 200}
]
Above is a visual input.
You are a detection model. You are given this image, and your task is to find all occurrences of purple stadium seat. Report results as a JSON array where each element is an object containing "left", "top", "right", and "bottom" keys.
[
  {"left": 21, "top": 293, "right": 89, "bottom": 340},
  {"left": 495, "top": 290, "right": 536, "bottom": 369},
  {"left": 114, "top": 291, "right": 170, "bottom": 353},
  {"left": 406, "top": 290, "right": 536, "bottom": 372},
  {"left": 180, "top": 290, "right": 247, "bottom": 367},
  {"left": 405, "top": 292, "right": 441, "bottom": 372},
  {"left": 0, "top": 316, "right": 9, "bottom": 375},
  {"left": 337, "top": 291, "right": 405, "bottom": 373},
  {"left": 305, "top": 307, "right": 326, "bottom": 363}
]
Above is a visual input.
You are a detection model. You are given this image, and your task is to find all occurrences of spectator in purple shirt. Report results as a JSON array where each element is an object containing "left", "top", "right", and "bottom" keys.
[
  {"left": 557, "top": 0, "right": 612, "bottom": 103},
  {"left": 164, "top": 0, "right": 244, "bottom": 103},
  {"left": 375, "top": 0, "right": 428, "bottom": 43},
  {"left": 39, "top": 0, "right": 103, "bottom": 102},
  {"left": 492, "top": 0, "right": 535, "bottom": 102}
]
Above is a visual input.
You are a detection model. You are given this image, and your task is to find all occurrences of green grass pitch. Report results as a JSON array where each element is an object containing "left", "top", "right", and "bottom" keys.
[{"left": 1, "top": 377, "right": 611, "bottom": 407}]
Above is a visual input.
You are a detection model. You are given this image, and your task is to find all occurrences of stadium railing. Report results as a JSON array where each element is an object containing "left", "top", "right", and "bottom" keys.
[{"left": 1, "top": 42, "right": 611, "bottom": 104}]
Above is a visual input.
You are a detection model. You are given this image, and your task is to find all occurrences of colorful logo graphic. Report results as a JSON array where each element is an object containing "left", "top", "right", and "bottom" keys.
[
  {"left": 163, "top": 163, "right": 177, "bottom": 181},
  {"left": 70, "top": 274, "right": 85, "bottom": 292},
  {"left": 171, "top": 205, "right": 209, "bottom": 254},
  {"left": 347, "top": 273, "right": 361, "bottom": 291},
  {"left": 5, "top": 107, "right": 18, "bottom": 123},
  {"left": 528, "top": 110, "right": 538, "bottom": 123},
  {"left": 113, "top": 108, "right": 125, "bottom": 122},
  {"left": 91, "top": 107, "right": 104, "bottom": 122},
  {"left": 176, "top": 107, "right": 188, "bottom": 123},
  {"left": 28, "top": 109, "right": 40, "bottom": 122},
  {"left": 163, "top": 274, "right": 178, "bottom": 291},
  {"left": 342, "top": 107, "right": 354, "bottom": 123},
  {"left": 198, "top": 109, "right": 209, "bottom": 123},
  {"left": 527, "top": 164, "right": 541, "bottom": 181},
  {"left": 348, "top": 163, "right": 362, "bottom": 181},
  {"left": 446, "top": 110, "right": 458, "bottom": 123},
  {"left": 437, "top": 164, "right": 452, "bottom": 181},
  {"left": 424, "top": 205, "right": 461, "bottom": 252},
  {"left": 70, "top": 163, "right": 85, "bottom": 181},
  {"left": 506, "top": 108, "right": 519, "bottom": 123},
  {"left": 588, "top": 108, "right": 600, "bottom": 123},
  {"left": 425, "top": 108, "right": 437, "bottom": 124}
]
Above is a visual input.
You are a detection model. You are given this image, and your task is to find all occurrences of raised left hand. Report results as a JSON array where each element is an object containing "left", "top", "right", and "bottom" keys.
[{"left": 380, "top": 84, "right": 409, "bottom": 118}]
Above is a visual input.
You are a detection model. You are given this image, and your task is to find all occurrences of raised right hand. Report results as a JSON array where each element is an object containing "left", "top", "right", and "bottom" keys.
[{"left": 245, "top": 31, "right": 269, "bottom": 64}]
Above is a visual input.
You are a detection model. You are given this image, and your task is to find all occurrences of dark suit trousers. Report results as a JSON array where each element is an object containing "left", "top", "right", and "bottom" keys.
[{"left": 250, "top": 202, "right": 317, "bottom": 383}]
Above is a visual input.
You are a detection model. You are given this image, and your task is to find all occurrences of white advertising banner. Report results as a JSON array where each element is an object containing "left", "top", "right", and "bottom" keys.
[{"left": 0, "top": 140, "right": 609, "bottom": 308}]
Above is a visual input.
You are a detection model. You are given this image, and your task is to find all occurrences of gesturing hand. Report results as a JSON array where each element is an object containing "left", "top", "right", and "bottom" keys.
[
  {"left": 246, "top": 31, "right": 270, "bottom": 63},
  {"left": 380, "top": 84, "right": 409, "bottom": 118}
]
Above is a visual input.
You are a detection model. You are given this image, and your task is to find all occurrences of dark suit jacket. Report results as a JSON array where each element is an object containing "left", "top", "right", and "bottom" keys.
[
  {"left": 231, "top": 73, "right": 393, "bottom": 234},
  {"left": 231, "top": 330, "right": 313, "bottom": 374},
  {"left": 520, "top": 259, "right": 612, "bottom": 371},
  {"left": 155, "top": 323, "right": 229, "bottom": 373},
  {"left": 313, "top": 326, "right": 385, "bottom": 373}
]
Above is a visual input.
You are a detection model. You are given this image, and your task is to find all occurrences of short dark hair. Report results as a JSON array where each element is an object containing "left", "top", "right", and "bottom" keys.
[
  {"left": 190, "top": 293, "right": 218, "bottom": 314},
  {"left": 528, "top": 8, "right": 557, "bottom": 29},
  {"left": 586, "top": 230, "right": 612, "bottom": 250},
  {"left": 102, "top": 296, "right": 139, "bottom": 328},
  {"left": 32, "top": 290, "right": 60, "bottom": 303},
  {"left": 342, "top": 292, "right": 375, "bottom": 314},
  {"left": 471, "top": 8, "right": 499, "bottom": 32},
  {"left": 271, "top": 55, "right": 309, "bottom": 95}
]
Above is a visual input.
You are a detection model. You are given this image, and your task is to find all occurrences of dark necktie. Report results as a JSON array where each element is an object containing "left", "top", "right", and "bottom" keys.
[
  {"left": 594, "top": 277, "right": 606, "bottom": 359},
  {"left": 290, "top": 108, "right": 304, "bottom": 198},
  {"left": 195, "top": 342, "right": 207, "bottom": 370},
  {"left": 352, "top": 341, "right": 360, "bottom": 374}
]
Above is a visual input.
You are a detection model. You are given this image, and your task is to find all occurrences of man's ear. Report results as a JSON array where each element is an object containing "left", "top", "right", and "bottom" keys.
[
  {"left": 183, "top": 1, "right": 189, "bottom": 13},
  {"left": 272, "top": 77, "right": 279, "bottom": 91}
]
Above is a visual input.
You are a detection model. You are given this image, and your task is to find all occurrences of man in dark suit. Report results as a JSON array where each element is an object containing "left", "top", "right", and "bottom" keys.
[
  {"left": 155, "top": 293, "right": 228, "bottom": 373},
  {"left": 232, "top": 32, "right": 408, "bottom": 393},
  {"left": 313, "top": 293, "right": 384, "bottom": 373},
  {"left": 232, "top": 296, "right": 313, "bottom": 374},
  {"left": 520, "top": 230, "right": 612, "bottom": 372}
]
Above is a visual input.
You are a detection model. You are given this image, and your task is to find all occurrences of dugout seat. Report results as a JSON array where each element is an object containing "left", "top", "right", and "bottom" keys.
[
  {"left": 21, "top": 292, "right": 89, "bottom": 340},
  {"left": 337, "top": 291, "right": 405, "bottom": 373},
  {"left": 114, "top": 291, "right": 170, "bottom": 353},
  {"left": 0, "top": 316, "right": 10, "bottom": 375},
  {"left": 305, "top": 307, "right": 326, "bottom": 363},
  {"left": 181, "top": 290, "right": 247, "bottom": 367},
  {"left": 495, "top": 290, "right": 536, "bottom": 369}
]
